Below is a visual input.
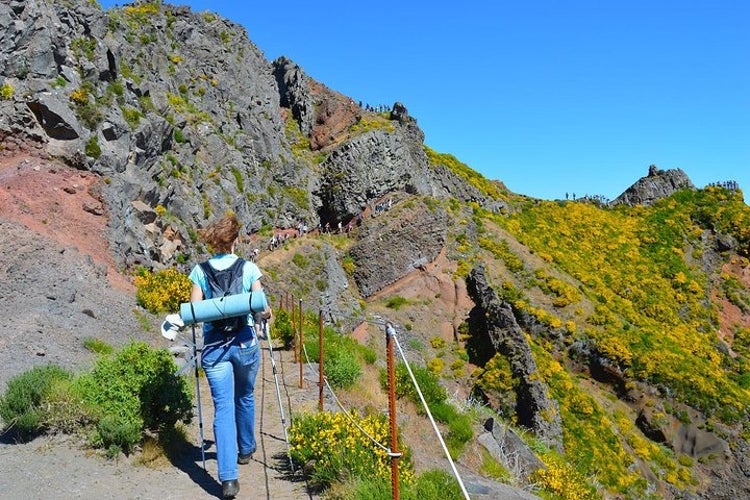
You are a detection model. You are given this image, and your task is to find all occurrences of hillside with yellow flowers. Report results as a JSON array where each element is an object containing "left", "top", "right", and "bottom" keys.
[{"left": 2, "top": 2, "right": 749, "bottom": 499}]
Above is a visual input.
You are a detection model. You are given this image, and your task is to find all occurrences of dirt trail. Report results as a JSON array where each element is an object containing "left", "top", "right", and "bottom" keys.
[
  {"left": 252, "top": 339, "right": 319, "bottom": 499},
  {"left": 0, "top": 338, "right": 321, "bottom": 500}
]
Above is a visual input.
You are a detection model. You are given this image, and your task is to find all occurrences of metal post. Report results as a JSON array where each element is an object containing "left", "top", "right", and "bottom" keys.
[
  {"left": 188, "top": 303, "right": 206, "bottom": 471},
  {"left": 298, "top": 298, "right": 303, "bottom": 388},
  {"left": 318, "top": 310, "right": 324, "bottom": 412},
  {"left": 291, "top": 295, "right": 297, "bottom": 362},
  {"left": 385, "top": 323, "right": 400, "bottom": 500}
]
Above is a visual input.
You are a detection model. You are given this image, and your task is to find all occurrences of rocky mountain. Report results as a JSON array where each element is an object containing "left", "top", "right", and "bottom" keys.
[
  {"left": 2, "top": 1, "right": 750, "bottom": 499},
  {"left": 612, "top": 164, "right": 696, "bottom": 206}
]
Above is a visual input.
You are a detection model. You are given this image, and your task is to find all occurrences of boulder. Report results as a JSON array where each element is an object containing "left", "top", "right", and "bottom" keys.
[{"left": 612, "top": 164, "right": 695, "bottom": 206}]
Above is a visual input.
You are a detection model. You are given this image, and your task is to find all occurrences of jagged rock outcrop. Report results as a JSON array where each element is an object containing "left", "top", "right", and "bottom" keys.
[
  {"left": 1, "top": 0, "right": 503, "bottom": 277},
  {"left": 481, "top": 417, "right": 546, "bottom": 481},
  {"left": 350, "top": 196, "right": 447, "bottom": 297},
  {"left": 273, "top": 56, "right": 315, "bottom": 138},
  {"left": 466, "top": 265, "right": 564, "bottom": 451},
  {"left": 1, "top": 0, "right": 295, "bottom": 264},
  {"left": 273, "top": 56, "right": 362, "bottom": 150},
  {"left": 315, "top": 128, "right": 433, "bottom": 225},
  {"left": 635, "top": 404, "right": 730, "bottom": 459},
  {"left": 612, "top": 164, "right": 695, "bottom": 206}
]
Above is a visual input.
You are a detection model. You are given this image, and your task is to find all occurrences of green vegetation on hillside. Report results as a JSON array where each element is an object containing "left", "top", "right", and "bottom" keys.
[
  {"left": 0, "top": 342, "right": 192, "bottom": 457},
  {"left": 424, "top": 146, "right": 508, "bottom": 201},
  {"left": 477, "top": 187, "right": 750, "bottom": 421}
]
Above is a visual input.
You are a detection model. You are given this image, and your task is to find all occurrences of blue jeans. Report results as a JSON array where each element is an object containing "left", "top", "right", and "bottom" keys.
[{"left": 201, "top": 326, "right": 259, "bottom": 482}]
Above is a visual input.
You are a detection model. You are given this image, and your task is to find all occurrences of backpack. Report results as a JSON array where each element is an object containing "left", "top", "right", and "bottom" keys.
[{"left": 199, "top": 258, "right": 248, "bottom": 333}]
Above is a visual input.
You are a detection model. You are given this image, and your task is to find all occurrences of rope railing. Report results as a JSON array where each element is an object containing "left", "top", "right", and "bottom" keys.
[
  {"left": 272, "top": 291, "right": 472, "bottom": 500},
  {"left": 391, "top": 325, "right": 471, "bottom": 500},
  {"left": 298, "top": 333, "right": 398, "bottom": 457}
]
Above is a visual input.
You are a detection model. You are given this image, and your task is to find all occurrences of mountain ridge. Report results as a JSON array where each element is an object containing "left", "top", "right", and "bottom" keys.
[{"left": 2, "top": 1, "right": 750, "bottom": 498}]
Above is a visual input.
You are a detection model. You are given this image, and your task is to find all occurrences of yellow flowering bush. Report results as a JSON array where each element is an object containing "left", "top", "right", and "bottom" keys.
[
  {"left": 488, "top": 190, "right": 750, "bottom": 419},
  {"left": 289, "top": 410, "right": 413, "bottom": 488},
  {"left": 532, "top": 459, "right": 598, "bottom": 500},
  {"left": 0, "top": 83, "right": 13, "bottom": 100},
  {"left": 124, "top": 2, "right": 159, "bottom": 16},
  {"left": 69, "top": 87, "right": 89, "bottom": 104},
  {"left": 427, "top": 357, "right": 444, "bottom": 375},
  {"left": 134, "top": 268, "right": 192, "bottom": 314}
]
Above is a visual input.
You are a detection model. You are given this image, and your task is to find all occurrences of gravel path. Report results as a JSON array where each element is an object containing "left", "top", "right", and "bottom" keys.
[{"left": 0, "top": 337, "right": 321, "bottom": 500}]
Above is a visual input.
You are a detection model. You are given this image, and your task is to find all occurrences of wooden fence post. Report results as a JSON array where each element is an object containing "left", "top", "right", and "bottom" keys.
[
  {"left": 385, "top": 323, "right": 400, "bottom": 500},
  {"left": 318, "top": 310, "right": 324, "bottom": 412}
]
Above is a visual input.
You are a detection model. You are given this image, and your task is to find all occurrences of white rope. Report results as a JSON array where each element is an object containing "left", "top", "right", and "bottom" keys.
[
  {"left": 322, "top": 375, "right": 400, "bottom": 457},
  {"left": 300, "top": 341, "right": 320, "bottom": 378},
  {"left": 299, "top": 332, "right": 397, "bottom": 457},
  {"left": 391, "top": 326, "right": 471, "bottom": 500}
]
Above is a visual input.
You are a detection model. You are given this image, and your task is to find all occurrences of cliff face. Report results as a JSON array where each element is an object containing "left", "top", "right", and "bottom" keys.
[
  {"left": 0, "top": 0, "right": 482, "bottom": 276},
  {"left": 3, "top": 2, "right": 750, "bottom": 499},
  {"left": 612, "top": 164, "right": 696, "bottom": 206}
]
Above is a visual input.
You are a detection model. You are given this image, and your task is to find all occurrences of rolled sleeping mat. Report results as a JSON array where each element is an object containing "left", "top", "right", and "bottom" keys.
[{"left": 179, "top": 290, "right": 268, "bottom": 325}]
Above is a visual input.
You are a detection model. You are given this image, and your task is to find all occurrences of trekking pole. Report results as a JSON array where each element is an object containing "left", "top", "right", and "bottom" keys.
[
  {"left": 263, "top": 318, "right": 295, "bottom": 473},
  {"left": 190, "top": 304, "right": 207, "bottom": 471}
]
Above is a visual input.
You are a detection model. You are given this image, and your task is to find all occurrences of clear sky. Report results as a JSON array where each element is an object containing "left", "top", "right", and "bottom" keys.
[{"left": 100, "top": 1, "right": 749, "bottom": 202}]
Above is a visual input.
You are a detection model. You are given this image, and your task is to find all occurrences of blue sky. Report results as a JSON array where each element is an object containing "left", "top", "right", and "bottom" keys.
[{"left": 100, "top": 1, "right": 749, "bottom": 202}]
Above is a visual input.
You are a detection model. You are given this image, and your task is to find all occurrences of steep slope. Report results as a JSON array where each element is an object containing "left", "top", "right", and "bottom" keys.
[{"left": 2, "top": 1, "right": 750, "bottom": 499}]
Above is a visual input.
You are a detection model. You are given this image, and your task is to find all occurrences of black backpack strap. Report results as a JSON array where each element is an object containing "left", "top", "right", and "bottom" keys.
[
  {"left": 198, "top": 261, "right": 220, "bottom": 296},
  {"left": 199, "top": 258, "right": 246, "bottom": 298}
]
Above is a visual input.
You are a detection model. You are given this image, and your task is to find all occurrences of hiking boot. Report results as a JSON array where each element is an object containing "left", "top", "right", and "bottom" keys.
[
  {"left": 222, "top": 479, "right": 240, "bottom": 498},
  {"left": 238, "top": 450, "right": 254, "bottom": 464}
]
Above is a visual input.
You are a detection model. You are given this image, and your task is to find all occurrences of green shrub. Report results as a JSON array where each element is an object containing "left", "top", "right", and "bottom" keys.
[
  {"left": 328, "top": 468, "right": 463, "bottom": 500},
  {"left": 410, "top": 469, "right": 463, "bottom": 500},
  {"left": 381, "top": 362, "right": 473, "bottom": 457},
  {"left": 385, "top": 295, "right": 408, "bottom": 310},
  {"left": 71, "top": 36, "right": 96, "bottom": 61},
  {"left": 173, "top": 128, "right": 186, "bottom": 143},
  {"left": 77, "top": 342, "right": 193, "bottom": 453},
  {"left": 231, "top": 167, "right": 244, "bottom": 192},
  {"left": 83, "top": 337, "right": 113, "bottom": 356},
  {"left": 292, "top": 253, "right": 309, "bottom": 268},
  {"left": 0, "top": 365, "right": 73, "bottom": 438},
  {"left": 445, "top": 410, "right": 473, "bottom": 458},
  {"left": 324, "top": 346, "right": 362, "bottom": 390},
  {"left": 360, "top": 345, "right": 377, "bottom": 364},
  {"left": 384, "top": 362, "right": 447, "bottom": 409},
  {"left": 271, "top": 309, "right": 295, "bottom": 347},
  {"left": 294, "top": 308, "right": 366, "bottom": 388},
  {"left": 121, "top": 106, "right": 142, "bottom": 129},
  {"left": 341, "top": 255, "right": 356, "bottom": 275},
  {"left": 85, "top": 135, "right": 101, "bottom": 159}
]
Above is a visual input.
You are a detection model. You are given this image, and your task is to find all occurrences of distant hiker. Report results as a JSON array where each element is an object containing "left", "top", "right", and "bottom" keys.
[{"left": 189, "top": 214, "right": 272, "bottom": 499}]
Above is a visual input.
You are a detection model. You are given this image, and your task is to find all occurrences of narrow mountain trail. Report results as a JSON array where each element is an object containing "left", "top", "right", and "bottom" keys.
[
  {"left": 182, "top": 333, "right": 321, "bottom": 499},
  {"left": 0, "top": 332, "right": 322, "bottom": 500},
  {"left": 250, "top": 339, "right": 319, "bottom": 499}
]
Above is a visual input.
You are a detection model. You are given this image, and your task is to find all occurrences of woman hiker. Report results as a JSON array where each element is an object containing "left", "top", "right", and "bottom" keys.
[{"left": 189, "top": 213, "right": 272, "bottom": 498}]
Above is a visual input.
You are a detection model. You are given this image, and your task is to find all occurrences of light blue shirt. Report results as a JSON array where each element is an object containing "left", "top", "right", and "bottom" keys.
[{"left": 188, "top": 253, "right": 262, "bottom": 336}]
